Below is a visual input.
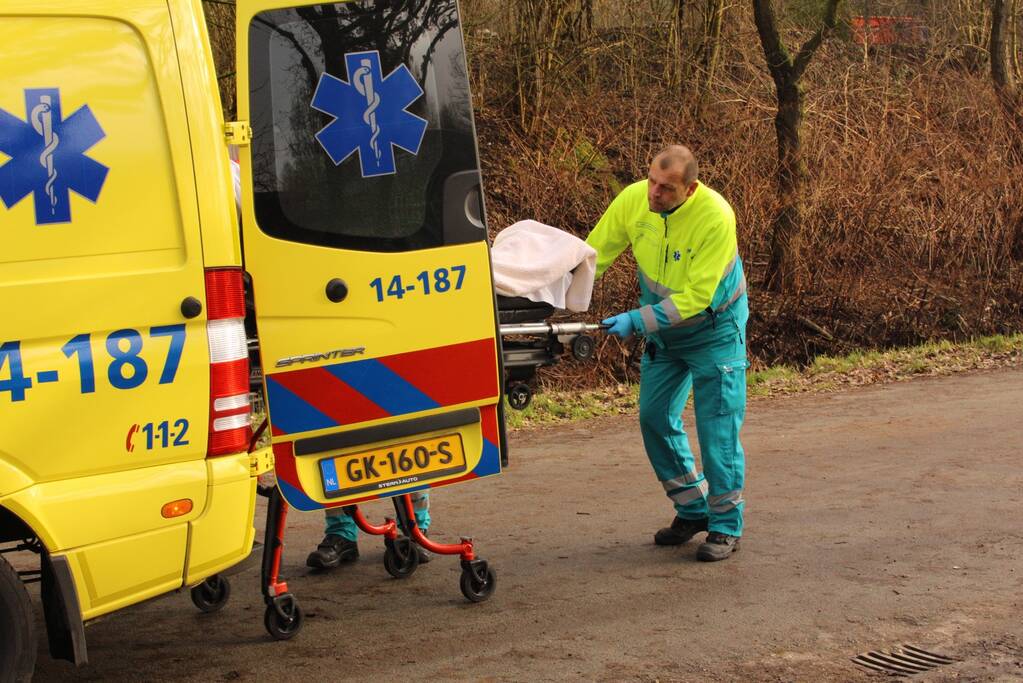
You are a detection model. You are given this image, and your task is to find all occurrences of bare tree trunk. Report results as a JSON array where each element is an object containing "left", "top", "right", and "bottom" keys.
[
  {"left": 512, "top": 0, "right": 591, "bottom": 134},
  {"left": 666, "top": 0, "right": 688, "bottom": 89},
  {"left": 991, "top": 0, "right": 1023, "bottom": 258},
  {"left": 769, "top": 80, "right": 808, "bottom": 292},
  {"left": 992, "top": 0, "right": 1023, "bottom": 162},
  {"left": 1012, "top": 0, "right": 1021, "bottom": 79},
  {"left": 752, "top": 0, "right": 839, "bottom": 293},
  {"left": 700, "top": 0, "right": 726, "bottom": 94}
]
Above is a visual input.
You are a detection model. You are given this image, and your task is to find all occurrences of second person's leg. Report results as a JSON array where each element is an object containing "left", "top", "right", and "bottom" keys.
[
  {"left": 306, "top": 507, "right": 360, "bottom": 569},
  {"left": 639, "top": 344, "right": 710, "bottom": 545}
]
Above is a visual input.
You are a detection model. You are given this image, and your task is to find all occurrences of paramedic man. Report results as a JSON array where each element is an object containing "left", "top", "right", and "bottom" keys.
[{"left": 586, "top": 145, "right": 749, "bottom": 562}]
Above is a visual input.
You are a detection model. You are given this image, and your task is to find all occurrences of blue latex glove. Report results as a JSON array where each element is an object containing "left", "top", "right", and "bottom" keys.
[{"left": 602, "top": 312, "right": 636, "bottom": 339}]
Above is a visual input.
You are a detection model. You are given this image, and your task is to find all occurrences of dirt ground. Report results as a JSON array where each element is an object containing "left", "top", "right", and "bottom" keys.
[{"left": 33, "top": 369, "right": 1023, "bottom": 681}]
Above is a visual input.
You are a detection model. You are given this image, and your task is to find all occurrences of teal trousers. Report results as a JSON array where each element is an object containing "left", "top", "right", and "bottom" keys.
[
  {"left": 324, "top": 491, "right": 431, "bottom": 541},
  {"left": 638, "top": 297, "right": 748, "bottom": 536}
]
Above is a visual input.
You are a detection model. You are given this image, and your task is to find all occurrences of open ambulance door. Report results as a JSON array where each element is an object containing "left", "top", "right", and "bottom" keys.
[{"left": 234, "top": 0, "right": 505, "bottom": 510}]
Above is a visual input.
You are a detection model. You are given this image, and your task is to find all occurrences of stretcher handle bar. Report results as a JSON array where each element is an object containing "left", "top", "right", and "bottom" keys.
[{"left": 499, "top": 322, "right": 604, "bottom": 336}]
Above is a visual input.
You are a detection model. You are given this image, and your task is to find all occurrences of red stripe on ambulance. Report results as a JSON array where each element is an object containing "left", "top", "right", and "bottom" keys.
[
  {"left": 271, "top": 366, "right": 389, "bottom": 426},
  {"left": 378, "top": 338, "right": 499, "bottom": 406}
]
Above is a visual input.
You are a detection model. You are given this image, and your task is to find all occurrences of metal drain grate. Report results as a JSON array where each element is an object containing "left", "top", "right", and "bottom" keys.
[{"left": 851, "top": 644, "right": 961, "bottom": 677}]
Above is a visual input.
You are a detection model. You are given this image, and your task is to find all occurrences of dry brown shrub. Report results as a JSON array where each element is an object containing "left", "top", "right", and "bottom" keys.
[{"left": 466, "top": 2, "right": 1023, "bottom": 389}]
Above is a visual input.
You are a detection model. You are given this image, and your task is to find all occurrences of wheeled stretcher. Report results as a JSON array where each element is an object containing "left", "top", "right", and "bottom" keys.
[
  {"left": 249, "top": 303, "right": 602, "bottom": 640},
  {"left": 254, "top": 459, "right": 497, "bottom": 639},
  {"left": 497, "top": 295, "right": 602, "bottom": 410}
]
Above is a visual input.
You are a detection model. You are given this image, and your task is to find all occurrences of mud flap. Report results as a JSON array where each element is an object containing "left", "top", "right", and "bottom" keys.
[{"left": 41, "top": 552, "right": 88, "bottom": 666}]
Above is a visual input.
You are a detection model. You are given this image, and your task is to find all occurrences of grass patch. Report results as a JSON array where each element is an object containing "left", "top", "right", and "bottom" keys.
[
  {"left": 504, "top": 384, "right": 639, "bottom": 429},
  {"left": 505, "top": 333, "right": 1022, "bottom": 430}
]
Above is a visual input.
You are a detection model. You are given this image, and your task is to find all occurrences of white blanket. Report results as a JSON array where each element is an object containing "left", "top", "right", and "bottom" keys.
[{"left": 491, "top": 220, "right": 596, "bottom": 312}]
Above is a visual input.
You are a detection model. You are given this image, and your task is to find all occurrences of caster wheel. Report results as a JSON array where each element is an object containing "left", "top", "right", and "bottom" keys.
[
  {"left": 190, "top": 575, "right": 231, "bottom": 613},
  {"left": 264, "top": 597, "right": 304, "bottom": 641},
  {"left": 507, "top": 383, "right": 532, "bottom": 410},
  {"left": 459, "top": 563, "right": 497, "bottom": 603},
  {"left": 572, "top": 334, "right": 596, "bottom": 361},
  {"left": 383, "top": 537, "right": 420, "bottom": 579}
]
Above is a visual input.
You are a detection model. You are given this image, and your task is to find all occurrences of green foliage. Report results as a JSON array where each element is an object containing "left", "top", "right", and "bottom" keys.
[{"left": 570, "top": 132, "right": 623, "bottom": 194}]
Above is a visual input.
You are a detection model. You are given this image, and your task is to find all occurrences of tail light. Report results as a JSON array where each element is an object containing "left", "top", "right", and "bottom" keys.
[{"left": 205, "top": 267, "right": 251, "bottom": 457}]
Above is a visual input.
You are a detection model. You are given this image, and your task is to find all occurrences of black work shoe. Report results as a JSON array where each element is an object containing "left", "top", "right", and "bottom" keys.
[
  {"left": 696, "top": 532, "right": 741, "bottom": 562},
  {"left": 654, "top": 516, "right": 709, "bottom": 546},
  {"left": 306, "top": 534, "right": 359, "bottom": 569}
]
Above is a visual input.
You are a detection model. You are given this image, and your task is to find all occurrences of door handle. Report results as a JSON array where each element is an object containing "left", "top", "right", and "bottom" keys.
[
  {"left": 180, "top": 296, "right": 203, "bottom": 319},
  {"left": 325, "top": 279, "right": 349, "bottom": 303}
]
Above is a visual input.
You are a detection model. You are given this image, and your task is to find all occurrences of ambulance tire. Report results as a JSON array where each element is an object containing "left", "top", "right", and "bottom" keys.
[
  {"left": 383, "top": 538, "right": 420, "bottom": 579},
  {"left": 508, "top": 383, "right": 532, "bottom": 410},
  {"left": 190, "top": 574, "right": 231, "bottom": 613},
  {"left": 264, "top": 599, "right": 304, "bottom": 641},
  {"left": 0, "top": 555, "right": 36, "bottom": 683},
  {"left": 459, "top": 564, "right": 496, "bottom": 603}
]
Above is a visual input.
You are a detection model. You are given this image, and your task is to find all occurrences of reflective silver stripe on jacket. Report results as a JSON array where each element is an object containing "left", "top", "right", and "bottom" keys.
[
  {"left": 657, "top": 298, "right": 683, "bottom": 325},
  {"left": 707, "top": 489, "right": 744, "bottom": 513},
  {"left": 640, "top": 268, "right": 674, "bottom": 298},
  {"left": 639, "top": 305, "right": 658, "bottom": 334},
  {"left": 656, "top": 272, "right": 747, "bottom": 330},
  {"left": 641, "top": 252, "right": 738, "bottom": 300},
  {"left": 661, "top": 470, "right": 702, "bottom": 491},
  {"left": 720, "top": 250, "right": 739, "bottom": 279},
  {"left": 668, "top": 480, "right": 709, "bottom": 506},
  {"left": 720, "top": 273, "right": 747, "bottom": 311}
]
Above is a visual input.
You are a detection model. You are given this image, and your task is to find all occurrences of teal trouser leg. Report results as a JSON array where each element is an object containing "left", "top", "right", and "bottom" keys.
[
  {"left": 639, "top": 350, "right": 709, "bottom": 521},
  {"left": 404, "top": 490, "right": 432, "bottom": 535},
  {"left": 324, "top": 507, "right": 359, "bottom": 541},
  {"left": 324, "top": 491, "right": 431, "bottom": 541},
  {"left": 639, "top": 300, "right": 748, "bottom": 536}
]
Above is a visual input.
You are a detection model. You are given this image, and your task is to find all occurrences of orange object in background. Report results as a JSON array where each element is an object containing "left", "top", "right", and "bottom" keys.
[{"left": 851, "top": 16, "right": 929, "bottom": 46}]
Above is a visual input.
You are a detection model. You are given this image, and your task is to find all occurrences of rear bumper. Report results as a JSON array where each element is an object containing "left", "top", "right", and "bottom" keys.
[{"left": 184, "top": 447, "right": 274, "bottom": 585}]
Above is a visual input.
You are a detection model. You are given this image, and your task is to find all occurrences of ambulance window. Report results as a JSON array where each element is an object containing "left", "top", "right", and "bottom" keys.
[{"left": 248, "top": 1, "right": 484, "bottom": 252}]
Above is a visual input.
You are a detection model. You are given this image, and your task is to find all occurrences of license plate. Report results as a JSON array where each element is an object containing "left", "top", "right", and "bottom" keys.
[{"left": 319, "top": 434, "right": 467, "bottom": 498}]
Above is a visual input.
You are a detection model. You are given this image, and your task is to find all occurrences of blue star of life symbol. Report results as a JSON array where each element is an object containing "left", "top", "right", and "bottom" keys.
[
  {"left": 0, "top": 88, "right": 108, "bottom": 225},
  {"left": 673, "top": 250, "right": 682, "bottom": 262},
  {"left": 311, "top": 51, "right": 428, "bottom": 178}
]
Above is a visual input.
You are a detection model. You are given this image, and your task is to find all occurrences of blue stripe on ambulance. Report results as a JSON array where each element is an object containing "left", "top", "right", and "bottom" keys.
[
  {"left": 264, "top": 376, "right": 337, "bottom": 434},
  {"left": 325, "top": 358, "right": 439, "bottom": 415}
]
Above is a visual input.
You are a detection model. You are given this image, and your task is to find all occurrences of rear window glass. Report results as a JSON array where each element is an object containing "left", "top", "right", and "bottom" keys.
[{"left": 248, "top": 0, "right": 482, "bottom": 252}]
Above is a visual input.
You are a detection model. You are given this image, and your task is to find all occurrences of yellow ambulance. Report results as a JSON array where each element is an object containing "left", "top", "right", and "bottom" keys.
[{"left": 0, "top": 0, "right": 503, "bottom": 677}]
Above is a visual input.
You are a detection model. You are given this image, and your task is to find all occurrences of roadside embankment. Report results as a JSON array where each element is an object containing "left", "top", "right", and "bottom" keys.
[{"left": 505, "top": 333, "right": 1023, "bottom": 429}]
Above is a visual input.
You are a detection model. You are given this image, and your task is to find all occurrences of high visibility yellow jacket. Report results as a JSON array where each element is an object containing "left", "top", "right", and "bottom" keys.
[{"left": 586, "top": 179, "right": 747, "bottom": 346}]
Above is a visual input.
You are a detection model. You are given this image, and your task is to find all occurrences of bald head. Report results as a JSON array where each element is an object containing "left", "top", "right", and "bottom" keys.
[
  {"left": 654, "top": 145, "right": 698, "bottom": 185},
  {"left": 647, "top": 145, "right": 699, "bottom": 213}
]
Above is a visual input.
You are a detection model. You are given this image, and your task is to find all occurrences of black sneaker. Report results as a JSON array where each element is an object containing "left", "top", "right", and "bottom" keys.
[
  {"left": 654, "top": 516, "right": 709, "bottom": 546},
  {"left": 306, "top": 534, "right": 359, "bottom": 569},
  {"left": 696, "top": 532, "right": 741, "bottom": 561}
]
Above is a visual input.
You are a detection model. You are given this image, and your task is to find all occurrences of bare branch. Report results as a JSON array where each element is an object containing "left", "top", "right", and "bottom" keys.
[
  {"left": 751, "top": 0, "right": 793, "bottom": 86},
  {"left": 792, "top": 0, "right": 840, "bottom": 81}
]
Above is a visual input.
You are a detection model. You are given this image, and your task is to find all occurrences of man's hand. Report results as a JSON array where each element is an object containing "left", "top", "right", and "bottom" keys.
[{"left": 602, "top": 312, "right": 636, "bottom": 339}]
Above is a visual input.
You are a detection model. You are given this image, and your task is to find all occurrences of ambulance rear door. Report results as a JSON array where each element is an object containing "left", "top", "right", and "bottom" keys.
[{"left": 235, "top": 0, "right": 505, "bottom": 510}]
